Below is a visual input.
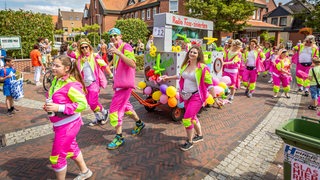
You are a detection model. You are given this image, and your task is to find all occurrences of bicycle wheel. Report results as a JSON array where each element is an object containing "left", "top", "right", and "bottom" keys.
[{"left": 43, "top": 71, "right": 53, "bottom": 91}]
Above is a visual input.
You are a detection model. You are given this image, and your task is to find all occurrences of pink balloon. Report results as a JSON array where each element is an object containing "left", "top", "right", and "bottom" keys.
[
  {"left": 175, "top": 92, "right": 180, "bottom": 99},
  {"left": 160, "top": 94, "right": 168, "bottom": 104},
  {"left": 220, "top": 76, "right": 231, "bottom": 86},
  {"left": 212, "top": 77, "right": 220, "bottom": 86},
  {"left": 213, "top": 86, "right": 224, "bottom": 96},
  {"left": 144, "top": 86, "right": 152, "bottom": 95}
]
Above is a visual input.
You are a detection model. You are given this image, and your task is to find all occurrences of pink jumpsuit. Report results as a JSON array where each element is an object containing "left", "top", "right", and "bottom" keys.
[
  {"left": 222, "top": 50, "right": 242, "bottom": 89},
  {"left": 272, "top": 57, "right": 292, "bottom": 93},
  {"left": 47, "top": 76, "right": 88, "bottom": 172},
  {"left": 179, "top": 63, "right": 213, "bottom": 130},
  {"left": 109, "top": 41, "right": 137, "bottom": 127}
]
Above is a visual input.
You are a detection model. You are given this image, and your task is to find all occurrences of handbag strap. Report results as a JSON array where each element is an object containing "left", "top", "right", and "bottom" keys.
[{"left": 311, "top": 68, "right": 320, "bottom": 86}]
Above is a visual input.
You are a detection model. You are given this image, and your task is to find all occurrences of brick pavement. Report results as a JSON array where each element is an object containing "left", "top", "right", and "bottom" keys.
[{"left": 0, "top": 71, "right": 316, "bottom": 179}]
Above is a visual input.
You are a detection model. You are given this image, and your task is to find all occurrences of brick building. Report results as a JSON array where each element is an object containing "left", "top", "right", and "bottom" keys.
[{"left": 56, "top": 9, "right": 84, "bottom": 42}]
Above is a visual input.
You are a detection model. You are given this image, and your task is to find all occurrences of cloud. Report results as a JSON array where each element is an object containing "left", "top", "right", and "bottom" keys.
[{"left": 23, "top": 5, "right": 83, "bottom": 15}]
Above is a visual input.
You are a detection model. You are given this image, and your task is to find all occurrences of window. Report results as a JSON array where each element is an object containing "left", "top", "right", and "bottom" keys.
[
  {"left": 280, "top": 17, "right": 287, "bottom": 26},
  {"left": 141, "top": 10, "right": 145, "bottom": 20},
  {"left": 84, "top": 10, "right": 88, "bottom": 18},
  {"left": 252, "top": 10, "right": 256, "bottom": 20},
  {"left": 135, "top": 11, "right": 139, "bottom": 18},
  {"left": 63, "top": 27, "right": 68, "bottom": 32},
  {"left": 153, "top": 7, "right": 157, "bottom": 19},
  {"left": 129, "top": 0, "right": 135, "bottom": 5},
  {"left": 147, "top": 9, "right": 151, "bottom": 20},
  {"left": 76, "top": 16, "right": 79, "bottom": 21},
  {"left": 271, "top": 18, "right": 278, "bottom": 25},
  {"left": 256, "top": 8, "right": 260, "bottom": 20},
  {"left": 169, "top": 0, "right": 178, "bottom": 13},
  {"left": 131, "top": 13, "right": 134, "bottom": 18},
  {"left": 70, "top": 16, "right": 73, "bottom": 20},
  {"left": 94, "top": 0, "right": 97, "bottom": 9}
]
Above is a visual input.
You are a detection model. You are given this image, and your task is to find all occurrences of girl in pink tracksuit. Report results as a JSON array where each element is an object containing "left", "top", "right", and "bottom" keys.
[
  {"left": 272, "top": 49, "right": 292, "bottom": 98},
  {"left": 262, "top": 41, "right": 272, "bottom": 78},
  {"left": 162, "top": 46, "right": 222, "bottom": 151},
  {"left": 242, "top": 39, "right": 265, "bottom": 98},
  {"left": 222, "top": 39, "right": 243, "bottom": 101},
  {"left": 106, "top": 28, "right": 144, "bottom": 150},
  {"left": 293, "top": 35, "right": 319, "bottom": 96},
  {"left": 68, "top": 38, "right": 109, "bottom": 126},
  {"left": 44, "top": 55, "right": 92, "bottom": 180}
]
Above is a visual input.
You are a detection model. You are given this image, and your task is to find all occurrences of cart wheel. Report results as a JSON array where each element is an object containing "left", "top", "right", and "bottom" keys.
[
  {"left": 144, "top": 96, "right": 157, "bottom": 112},
  {"left": 171, "top": 107, "right": 185, "bottom": 122}
]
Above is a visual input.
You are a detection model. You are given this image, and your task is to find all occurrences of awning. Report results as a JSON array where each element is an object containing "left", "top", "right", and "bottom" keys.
[{"left": 244, "top": 20, "right": 283, "bottom": 31}]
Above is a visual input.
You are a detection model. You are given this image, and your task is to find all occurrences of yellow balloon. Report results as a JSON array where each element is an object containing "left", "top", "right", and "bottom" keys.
[
  {"left": 176, "top": 46, "right": 181, "bottom": 52},
  {"left": 218, "top": 82, "right": 227, "bottom": 90},
  {"left": 150, "top": 45, "right": 157, "bottom": 52},
  {"left": 172, "top": 46, "right": 177, "bottom": 52},
  {"left": 166, "top": 86, "right": 177, "bottom": 97},
  {"left": 152, "top": 90, "right": 162, "bottom": 101},
  {"left": 150, "top": 51, "right": 156, "bottom": 57},
  {"left": 206, "top": 94, "right": 215, "bottom": 105},
  {"left": 138, "top": 81, "right": 147, "bottom": 89},
  {"left": 168, "top": 97, "right": 178, "bottom": 107}
]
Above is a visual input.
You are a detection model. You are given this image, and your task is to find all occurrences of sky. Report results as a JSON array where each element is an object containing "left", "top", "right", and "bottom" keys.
[{"left": 1, "top": 0, "right": 292, "bottom": 16}]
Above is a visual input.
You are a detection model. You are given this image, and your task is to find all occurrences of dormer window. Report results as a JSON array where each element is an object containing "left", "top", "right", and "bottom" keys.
[{"left": 128, "top": 0, "right": 135, "bottom": 5}]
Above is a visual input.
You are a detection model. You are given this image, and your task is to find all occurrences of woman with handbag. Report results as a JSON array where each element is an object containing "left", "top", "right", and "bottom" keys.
[
  {"left": 67, "top": 38, "right": 109, "bottom": 126},
  {"left": 162, "top": 46, "right": 222, "bottom": 151}
]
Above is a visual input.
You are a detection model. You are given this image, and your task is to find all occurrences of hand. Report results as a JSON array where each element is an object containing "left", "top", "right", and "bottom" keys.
[
  {"left": 214, "top": 98, "right": 223, "bottom": 108},
  {"left": 45, "top": 103, "right": 59, "bottom": 113},
  {"left": 107, "top": 46, "right": 121, "bottom": 56},
  {"left": 160, "top": 75, "right": 169, "bottom": 81}
]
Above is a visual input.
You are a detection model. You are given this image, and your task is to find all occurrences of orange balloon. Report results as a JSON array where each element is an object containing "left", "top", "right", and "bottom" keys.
[{"left": 168, "top": 97, "right": 178, "bottom": 107}]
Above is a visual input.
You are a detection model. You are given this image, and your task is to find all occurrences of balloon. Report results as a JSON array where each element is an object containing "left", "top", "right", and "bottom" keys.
[
  {"left": 220, "top": 76, "right": 231, "bottom": 86},
  {"left": 152, "top": 90, "right": 162, "bottom": 101},
  {"left": 144, "top": 86, "right": 152, "bottom": 95},
  {"left": 218, "top": 82, "right": 228, "bottom": 90},
  {"left": 138, "top": 81, "right": 147, "bottom": 89},
  {"left": 153, "top": 54, "right": 165, "bottom": 75},
  {"left": 150, "top": 51, "right": 156, "bottom": 57},
  {"left": 160, "top": 84, "right": 168, "bottom": 94},
  {"left": 168, "top": 97, "right": 178, "bottom": 107},
  {"left": 225, "top": 87, "right": 230, "bottom": 95},
  {"left": 214, "top": 86, "right": 224, "bottom": 96},
  {"left": 212, "top": 77, "right": 220, "bottom": 86},
  {"left": 166, "top": 86, "right": 177, "bottom": 97},
  {"left": 150, "top": 45, "right": 157, "bottom": 52},
  {"left": 159, "top": 94, "right": 168, "bottom": 104},
  {"left": 177, "top": 101, "right": 184, "bottom": 108},
  {"left": 206, "top": 94, "right": 215, "bottom": 105}
]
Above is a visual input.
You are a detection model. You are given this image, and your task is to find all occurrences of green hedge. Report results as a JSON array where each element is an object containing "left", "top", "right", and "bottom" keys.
[{"left": 135, "top": 54, "right": 144, "bottom": 71}]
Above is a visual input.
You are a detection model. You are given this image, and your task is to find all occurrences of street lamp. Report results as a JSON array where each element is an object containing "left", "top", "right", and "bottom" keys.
[{"left": 95, "top": 14, "right": 102, "bottom": 41}]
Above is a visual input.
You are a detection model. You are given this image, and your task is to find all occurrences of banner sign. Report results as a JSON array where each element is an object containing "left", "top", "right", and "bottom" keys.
[
  {"left": 165, "top": 13, "right": 213, "bottom": 30},
  {"left": 284, "top": 144, "right": 320, "bottom": 179},
  {"left": 0, "top": 36, "right": 21, "bottom": 49}
]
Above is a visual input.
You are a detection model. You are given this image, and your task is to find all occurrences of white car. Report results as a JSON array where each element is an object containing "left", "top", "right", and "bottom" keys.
[{"left": 53, "top": 42, "right": 62, "bottom": 50}]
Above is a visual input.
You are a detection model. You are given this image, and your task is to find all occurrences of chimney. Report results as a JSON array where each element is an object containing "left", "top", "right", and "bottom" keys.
[
  {"left": 71, "top": 9, "right": 74, "bottom": 12},
  {"left": 278, "top": 2, "right": 282, "bottom": 6}
]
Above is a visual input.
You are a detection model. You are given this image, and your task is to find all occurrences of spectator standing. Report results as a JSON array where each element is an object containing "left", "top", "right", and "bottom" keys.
[
  {"left": 146, "top": 35, "right": 154, "bottom": 51},
  {"left": 287, "top": 40, "right": 293, "bottom": 50},
  {"left": 38, "top": 37, "right": 47, "bottom": 67},
  {"left": 0, "top": 44, "right": 7, "bottom": 68},
  {"left": 308, "top": 57, "right": 320, "bottom": 110},
  {"left": 136, "top": 39, "right": 144, "bottom": 55},
  {"left": 45, "top": 39, "right": 52, "bottom": 64},
  {"left": 30, "top": 44, "right": 44, "bottom": 86}
]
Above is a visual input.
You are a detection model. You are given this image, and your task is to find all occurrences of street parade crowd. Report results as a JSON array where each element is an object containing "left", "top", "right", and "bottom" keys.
[{"left": 0, "top": 27, "right": 319, "bottom": 179}]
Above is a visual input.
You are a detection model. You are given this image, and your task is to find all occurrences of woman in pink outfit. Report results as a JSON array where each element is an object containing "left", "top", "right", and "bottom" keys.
[{"left": 44, "top": 55, "right": 92, "bottom": 180}]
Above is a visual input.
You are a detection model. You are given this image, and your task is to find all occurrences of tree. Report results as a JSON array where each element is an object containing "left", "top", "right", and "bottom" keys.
[
  {"left": 114, "top": 18, "right": 149, "bottom": 45},
  {"left": 0, "top": 9, "right": 54, "bottom": 58},
  {"left": 185, "top": 0, "right": 256, "bottom": 33},
  {"left": 293, "top": 0, "right": 320, "bottom": 32}
]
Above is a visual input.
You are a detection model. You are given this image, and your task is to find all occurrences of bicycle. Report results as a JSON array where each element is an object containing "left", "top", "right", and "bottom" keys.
[{"left": 43, "top": 63, "right": 54, "bottom": 91}]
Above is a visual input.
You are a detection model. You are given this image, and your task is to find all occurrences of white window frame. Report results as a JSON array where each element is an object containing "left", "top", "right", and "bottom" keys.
[
  {"left": 252, "top": 10, "right": 256, "bottom": 20},
  {"left": 153, "top": 7, "right": 157, "bottom": 19},
  {"left": 135, "top": 11, "right": 139, "bottom": 18},
  {"left": 271, "top": 18, "right": 278, "bottom": 25},
  {"left": 169, "top": 0, "right": 178, "bottom": 13},
  {"left": 141, "top": 10, "right": 145, "bottom": 20},
  {"left": 147, "top": 9, "right": 151, "bottom": 20},
  {"left": 257, "top": 8, "right": 261, "bottom": 20},
  {"left": 280, "top": 17, "right": 287, "bottom": 26}
]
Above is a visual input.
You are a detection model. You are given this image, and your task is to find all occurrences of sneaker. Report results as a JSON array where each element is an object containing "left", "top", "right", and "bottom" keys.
[
  {"left": 268, "top": 79, "right": 273, "bottom": 83},
  {"left": 74, "top": 169, "right": 93, "bottom": 180},
  {"left": 304, "top": 91, "right": 309, "bottom": 97},
  {"left": 180, "top": 140, "right": 194, "bottom": 151},
  {"left": 192, "top": 135, "right": 204, "bottom": 144},
  {"left": 88, "top": 121, "right": 99, "bottom": 126},
  {"left": 100, "top": 109, "right": 109, "bottom": 125},
  {"left": 245, "top": 89, "right": 249, "bottom": 95},
  {"left": 228, "top": 96, "right": 234, "bottom": 101},
  {"left": 298, "top": 88, "right": 303, "bottom": 92},
  {"left": 132, "top": 121, "right": 145, "bottom": 136},
  {"left": 107, "top": 135, "right": 125, "bottom": 150},
  {"left": 35, "top": 82, "right": 42, "bottom": 86},
  {"left": 6, "top": 111, "right": 13, "bottom": 117}
]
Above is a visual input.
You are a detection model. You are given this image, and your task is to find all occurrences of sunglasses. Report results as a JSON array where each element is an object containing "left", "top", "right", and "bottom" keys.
[
  {"left": 81, "top": 46, "right": 89, "bottom": 50},
  {"left": 109, "top": 34, "right": 118, "bottom": 38}
]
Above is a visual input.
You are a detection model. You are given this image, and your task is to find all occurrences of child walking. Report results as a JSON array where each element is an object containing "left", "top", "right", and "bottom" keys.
[
  {"left": 44, "top": 55, "right": 92, "bottom": 180},
  {"left": 0, "top": 57, "right": 19, "bottom": 116},
  {"left": 308, "top": 57, "right": 320, "bottom": 110}
]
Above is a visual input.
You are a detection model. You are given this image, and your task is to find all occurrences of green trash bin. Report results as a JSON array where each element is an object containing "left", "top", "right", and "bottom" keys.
[{"left": 275, "top": 117, "right": 320, "bottom": 180}]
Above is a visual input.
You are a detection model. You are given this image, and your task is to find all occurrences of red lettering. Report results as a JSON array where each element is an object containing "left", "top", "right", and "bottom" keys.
[
  {"left": 172, "top": 16, "right": 183, "bottom": 25},
  {"left": 293, "top": 174, "right": 302, "bottom": 180}
]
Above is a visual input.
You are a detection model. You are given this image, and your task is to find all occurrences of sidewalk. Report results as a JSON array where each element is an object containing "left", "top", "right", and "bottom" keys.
[{"left": 0, "top": 72, "right": 318, "bottom": 179}]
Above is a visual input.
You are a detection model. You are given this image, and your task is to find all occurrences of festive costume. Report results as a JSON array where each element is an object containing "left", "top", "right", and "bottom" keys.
[
  {"left": 242, "top": 49, "right": 265, "bottom": 94},
  {"left": 222, "top": 50, "right": 242, "bottom": 89},
  {"left": 109, "top": 41, "right": 137, "bottom": 127},
  {"left": 293, "top": 44, "right": 319, "bottom": 89},
  {"left": 272, "top": 57, "right": 292, "bottom": 93},
  {"left": 47, "top": 76, "right": 87, "bottom": 172},
  {"left": 179, "top": 63, "right": 214, "bottom": 130},
  {"left": 262, "top": 48, "right": 272, "bottom": 74}
]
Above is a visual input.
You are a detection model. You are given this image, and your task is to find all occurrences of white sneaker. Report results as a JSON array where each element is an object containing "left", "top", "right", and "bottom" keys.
[
  {"left": 74, "top": 169, "right": 92, "bottom": 180},
  {"left": 268, "top": 79, "right": 273, "bottom": 83},
  {"left": 100, "top": 109, "right": 109, "bottom": 125}
]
